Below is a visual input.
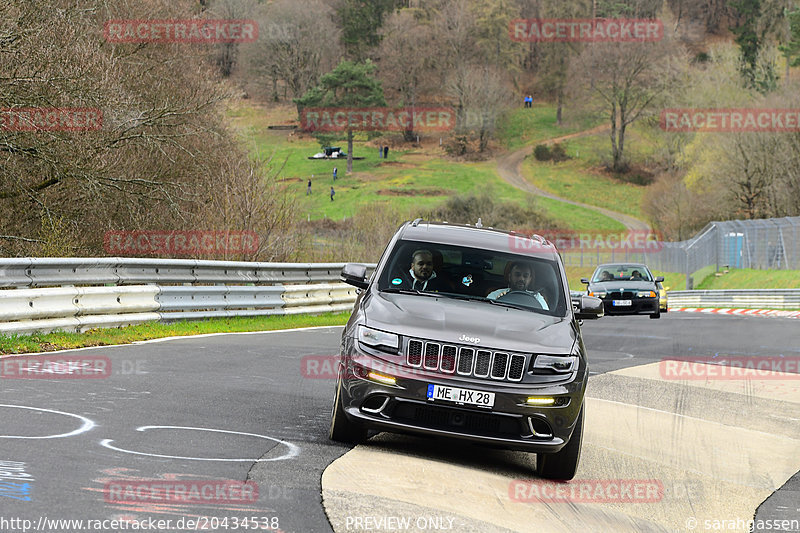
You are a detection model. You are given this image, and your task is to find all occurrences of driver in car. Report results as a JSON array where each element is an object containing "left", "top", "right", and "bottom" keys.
[{"left": 486, "top": 261, "right": 549, "bottom": 309}]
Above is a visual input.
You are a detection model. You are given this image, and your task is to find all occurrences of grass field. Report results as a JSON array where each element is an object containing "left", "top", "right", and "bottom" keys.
[
  {"left": 227, "top": 101, "right": 626, "bottom": 230},
  {"left": 521, "top": 147, "right": 648, "bottom": 220},
  {"left": 0, "top": 312, "right": 351, "bottom": 355},
  {"left": 696, "top": 268, "right": 800, "bottom": 290},
  {"left": 517, "top": 120, "right": 666, "bottom": 223},
  {"left": 496, "top": 105, "right": 600, "bottom": 150}
]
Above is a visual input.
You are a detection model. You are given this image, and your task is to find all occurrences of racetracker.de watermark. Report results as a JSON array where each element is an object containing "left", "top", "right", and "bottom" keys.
[
  {"left": 299, "top": 107, "right": 456, "bottom": 133},
  {"left": 659, "top": 357, "right": 800, "bottom": 380},
  {"left": 300, "top": 354, "right": 476, "bottom": 380},
  {"left": 509, "top": 230, "right": 663, "bottom": 254},
  {"left": 509, "top": 18, "right": 663, "bottom": 42},
  {"left": 1, "top": 355, "right": 112, "bottom": 379},
  {"left": 103, "top": 480, "right": 258, "bottom": 504},
  {"left": 509, "top": 479, "right": 663, "bottom": 503},
  {"left": 103, "top": 19, "right": 258, "bottom": 43},
  {"left": 0, "top": 108, "right": 102, "bottom": 131},
  {"left": 661, "top": 109, "right": 800, "bottom": 132},
  {"left": 104, "top": 230, "right": 259, "bottom": 257}
]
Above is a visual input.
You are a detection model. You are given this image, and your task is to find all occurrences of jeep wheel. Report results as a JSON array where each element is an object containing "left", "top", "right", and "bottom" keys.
[
  {"left": 535, "top": 406, "right": 584, "bottom": 480},
  {"left": 329, "top": 372, "right": 367, "bottom": 444}
]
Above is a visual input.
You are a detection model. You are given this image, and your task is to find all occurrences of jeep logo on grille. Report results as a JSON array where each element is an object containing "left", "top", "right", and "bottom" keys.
[{"left": 459, "top": 334, "right": 480, "bottom": 344}]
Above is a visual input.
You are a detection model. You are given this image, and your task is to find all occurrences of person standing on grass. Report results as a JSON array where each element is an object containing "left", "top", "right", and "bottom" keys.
[
  {"left": 307, "top": 176, "right": 312, "bottom": 195},
  {"left": 333, "top": 167, "right": 337, "bottom": 181},
  {"left": 383, "top": 145, "right": 389, "bottom": 158},
  {"left": 330, "top": 186, "right": 335, "bottom": 201}
]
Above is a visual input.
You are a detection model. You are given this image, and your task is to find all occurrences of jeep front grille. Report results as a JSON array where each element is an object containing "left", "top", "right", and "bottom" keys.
[
  {"left": 406, "top": 338, "right": 526, "bottom": 382},
  {"left": 474, "top": 350, "right": 491, "bottom": 377},
  {"left": 424, "top": 342, "right": 440, "bottom": 370},
  {"left": 408, "top": 340, "right": 423, "bottom": 366}
]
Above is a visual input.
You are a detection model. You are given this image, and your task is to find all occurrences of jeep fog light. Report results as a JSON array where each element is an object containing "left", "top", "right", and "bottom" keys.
[
  {"left": 526, "top": 397, "right": 555, "bottom": 406},
  {"left": 367, "top": 371, "right": 397, "bottom": 386},
  {"left": 526, "top": 396, "right": 570, "bottom": 407},
  {"left": 358, "top": 325, "right": 399, "bottom": 352}
]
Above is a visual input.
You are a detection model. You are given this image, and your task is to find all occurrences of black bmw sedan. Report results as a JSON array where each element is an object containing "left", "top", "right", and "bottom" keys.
[{"left": 581, "top": 263, "right": 664, "bottom": 319}]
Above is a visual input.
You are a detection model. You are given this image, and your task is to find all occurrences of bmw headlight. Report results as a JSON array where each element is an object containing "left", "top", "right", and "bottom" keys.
[
  {"left": 357, "top": 325, "right": 399, "bottom": 352},
  {"left": 636, "top": 291, "right": 656, "bottom": 298},
  {"left": 589, "top": 291, "right": 607, "bottom": 298}
]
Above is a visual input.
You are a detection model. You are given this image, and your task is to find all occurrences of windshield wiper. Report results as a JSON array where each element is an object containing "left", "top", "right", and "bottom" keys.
[
  {"left": 484, "top": 298, "right": 532, "bottom": 311},
  {"left": 441, "top": 292, "right": 535, "bottom": 311},
  {"left": 380, "top": 288, "right": 439, "bottom": 297}
]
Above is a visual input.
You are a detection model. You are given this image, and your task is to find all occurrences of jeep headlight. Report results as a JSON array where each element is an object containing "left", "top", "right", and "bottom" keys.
[
  {"left": 532, "top": 354, "right": 579, "bottom": 374},
  {"left": 358, "top": 325, "right": 399, "bottom": 352}
]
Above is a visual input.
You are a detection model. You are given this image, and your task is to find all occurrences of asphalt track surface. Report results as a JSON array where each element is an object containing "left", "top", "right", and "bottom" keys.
[{"left": 1, "top": 313, "right": 798, "bottom": 533}]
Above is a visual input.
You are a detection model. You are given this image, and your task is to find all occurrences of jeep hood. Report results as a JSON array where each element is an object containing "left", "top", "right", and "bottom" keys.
[{"left": 364, "top": 291, "right": 576, "bottom": 354}]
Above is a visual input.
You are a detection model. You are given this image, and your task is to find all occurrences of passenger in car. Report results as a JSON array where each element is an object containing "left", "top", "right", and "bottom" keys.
[
  {"left": 399, "top": 249, "right": 450, "bottom": 292},
  {"left": 486, "top": 261, "right": 549, "bottom": 309}
]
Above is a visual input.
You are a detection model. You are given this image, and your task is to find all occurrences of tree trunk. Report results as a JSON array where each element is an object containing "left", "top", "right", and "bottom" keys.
[
  {"left": 347, "top": 130, "right": 354, "bottom": 174},
  {"left": 556, "top": 88, "right": 563, "bottom": 126},
  {"left": 404, "top": 91, "right": 416, "bottom": 142},
  {"left": 609, "top": 102, "right": 620, "bottom": 171}
]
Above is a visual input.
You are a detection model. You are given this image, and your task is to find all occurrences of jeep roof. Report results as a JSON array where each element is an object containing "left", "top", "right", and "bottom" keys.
[{"left": 398, "top": 219, "right": 559, "bottom": 257}]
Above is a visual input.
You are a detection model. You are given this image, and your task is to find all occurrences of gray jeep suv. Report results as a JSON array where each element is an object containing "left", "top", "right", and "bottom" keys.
[{"left": 329, "top": 220, "right": 603, "bottom": 480}]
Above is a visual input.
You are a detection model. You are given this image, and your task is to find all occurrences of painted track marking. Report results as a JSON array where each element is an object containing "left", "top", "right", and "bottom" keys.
[
  {"left": 100, "top": 425, "right": 300, "bottom": 462},
  {"left": 0, "top": 404, "right": 96, "bottom": 439}
]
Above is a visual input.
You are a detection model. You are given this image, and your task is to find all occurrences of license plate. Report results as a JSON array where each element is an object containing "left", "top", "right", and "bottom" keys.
[
  {"left": 427, "top": 384, "right": 495, "bottom": 407},
  {"left": 612, "top": 300, "right": 632, "bottom": 306}
]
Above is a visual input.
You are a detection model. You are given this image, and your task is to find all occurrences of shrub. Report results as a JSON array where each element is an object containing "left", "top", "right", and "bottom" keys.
[
  {"left": 533, "top": 144, "right": 550, "bottom": 161},
  {"left": 534, "top": 143, "right": 569, "bottom": 162},
  {"left": 550, "top": 143, "right": 569, "bottom": 162}
]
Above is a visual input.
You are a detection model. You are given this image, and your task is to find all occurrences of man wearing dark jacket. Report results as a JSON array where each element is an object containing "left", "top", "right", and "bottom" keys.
[{"left": 402, "top": 249, "right": 449, "bottom": 292}]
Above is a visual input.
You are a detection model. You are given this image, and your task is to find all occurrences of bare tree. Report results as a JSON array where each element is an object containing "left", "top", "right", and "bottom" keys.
[
  {"left": 570, "top": 34, "right": 688, "bottom": 172},
  {"left": 448, "top": 65, "right": 514, "bottom": 152},
  {"left": 0, "top": 0, "right": 297, "bottom": 259},
  {"left": 378, "top": 9, "right": 437, "bottom": 140},
  {"left": 208, "top": 0, "right": 259, "bottom": 77},
  {"left": 244, "top": 0, "right": 341, "bottom": 102},
  {"left": 532, "top": 0, "right": 593, "bottom": 124}
]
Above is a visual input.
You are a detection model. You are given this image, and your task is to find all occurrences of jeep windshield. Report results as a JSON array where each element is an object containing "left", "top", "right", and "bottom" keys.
[{"left": 377, "top": 239, "right": 568, "bottom": 317}]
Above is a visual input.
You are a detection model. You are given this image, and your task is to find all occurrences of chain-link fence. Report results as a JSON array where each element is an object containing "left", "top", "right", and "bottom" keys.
[{"left": 560, "top": 217, "right": 800, "bottom": 288}]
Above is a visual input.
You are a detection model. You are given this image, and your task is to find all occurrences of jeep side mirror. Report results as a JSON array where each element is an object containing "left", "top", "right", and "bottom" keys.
[
  {"left": 575, "top": 295, "right": 604, "bottom": 320},
  {"left": 654, "top": 276, "right": 665, "bottom": 283},
  {"left": 341, "top": 263, "right": 369, "bottom": 289}
]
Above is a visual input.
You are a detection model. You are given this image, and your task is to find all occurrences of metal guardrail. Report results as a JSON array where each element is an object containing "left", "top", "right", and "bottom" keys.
[
  {"left": 0, "top": 258, "right": 375, "bottom": 335},
  {"left": 1, "top": 258, "right": 796, "bottom": 335},
  {"left": 0, "top": 257, "right": 354, "bottom": 288},
  {"left": 668, "top": 289, "right": 800, "bottom": 309}
]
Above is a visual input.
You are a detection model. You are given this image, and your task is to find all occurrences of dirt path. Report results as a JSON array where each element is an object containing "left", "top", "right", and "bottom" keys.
[{"left": 496, "top": 124, "right": 651, "bottom": 231}]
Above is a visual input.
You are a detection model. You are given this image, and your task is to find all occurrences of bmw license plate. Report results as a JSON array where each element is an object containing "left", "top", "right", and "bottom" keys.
[
  {"left": 612, "top": 300, "right": 632, "bottom": 306},
  {"left": 427, "top": 384, "right": 495, "bottom": 408}
]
